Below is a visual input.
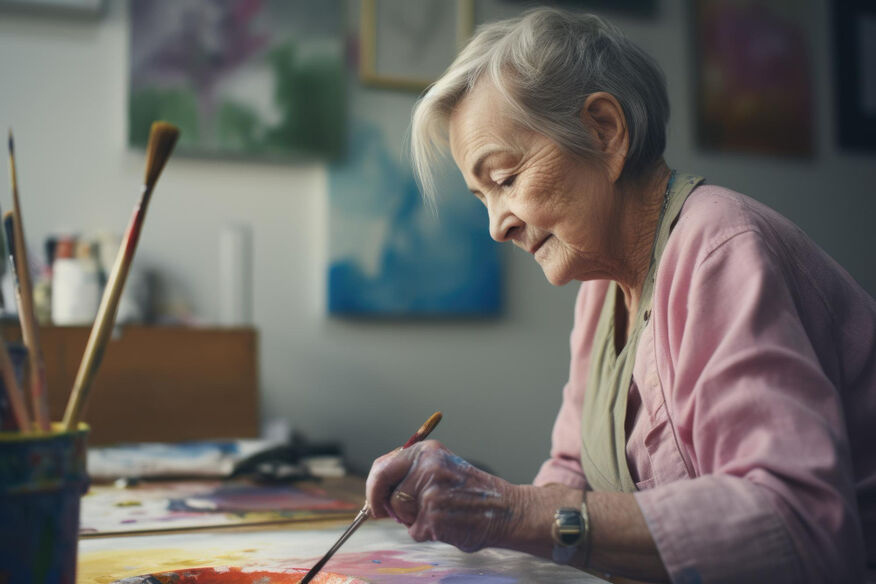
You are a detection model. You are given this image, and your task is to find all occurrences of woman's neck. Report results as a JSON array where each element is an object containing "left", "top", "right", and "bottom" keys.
[{"left": 614, "top": 161, "right": 672, "bottom": 323}]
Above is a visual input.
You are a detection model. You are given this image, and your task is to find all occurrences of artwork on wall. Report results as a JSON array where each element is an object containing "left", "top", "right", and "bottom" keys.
[
  {"left": 692, "top": 0, "right": 814, "bottom": 157},
  {"left": 497, "top": 0, "right": 657, "bottom": 18},
  {"left": 327, "top": 1, "right": 501, "bottom": 318},
  {"left": 129, "top": 0, "right": 346, "bottom": 160},
  {"left": 833, "top": 0, "right": 876, "bottom": 151},
  {"left": 327, "top": 122, "right": 501, "bottom": 317},
  {"left": 359, "top": 0, "right": 475, "bottom": 91},
  {"left": 0, "top": 0, "right": 104, "bottom": 17}
]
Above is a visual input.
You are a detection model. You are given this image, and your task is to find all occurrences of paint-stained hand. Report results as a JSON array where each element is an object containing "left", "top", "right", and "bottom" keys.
[{"left": 366, "top": 440, "right": 522, "bottom": 553}]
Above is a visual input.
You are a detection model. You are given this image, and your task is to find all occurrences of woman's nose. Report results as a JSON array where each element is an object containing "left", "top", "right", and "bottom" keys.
[{"left": 487, "top": 198, "right": 523, "bottom": 242}]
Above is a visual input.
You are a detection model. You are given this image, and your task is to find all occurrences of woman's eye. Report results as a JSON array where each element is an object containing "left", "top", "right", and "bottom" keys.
[{"left": 497, "top": 175, "right": 516, "bottom": 188}]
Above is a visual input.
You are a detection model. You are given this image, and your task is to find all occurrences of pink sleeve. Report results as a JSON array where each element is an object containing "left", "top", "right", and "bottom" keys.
[
  {"left": 533, "top": 281, "right": 610, "bottom": 489},
  {"left": 635, "top": 229, "right": 866, "bottom": 583}
]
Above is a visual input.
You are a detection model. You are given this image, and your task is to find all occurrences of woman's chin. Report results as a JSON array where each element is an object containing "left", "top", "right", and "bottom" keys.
[{"left": 540, "top": 264, "right": 574, "bottom": 287}]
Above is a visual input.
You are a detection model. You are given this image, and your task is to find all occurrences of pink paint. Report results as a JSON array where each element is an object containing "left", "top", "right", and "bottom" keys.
[
  {"left": 315, "top": 550, "right": 453, "bottom": 580},
  {"left": 116, "top": 567, "right": 364, "bottom": 583}
]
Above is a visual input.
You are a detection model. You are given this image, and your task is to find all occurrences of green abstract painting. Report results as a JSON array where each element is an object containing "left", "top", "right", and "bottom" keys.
[{"left": 129, "top": 0, "right": 345, "bottom": 160}]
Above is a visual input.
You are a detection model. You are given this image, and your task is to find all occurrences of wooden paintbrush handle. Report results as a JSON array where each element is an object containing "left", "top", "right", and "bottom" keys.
[
  {"left": 7, "top": 137, "right": 50, "bottom": 431},
  {"left": 62, "top": 196, "right": 150, "bottom": 430}
]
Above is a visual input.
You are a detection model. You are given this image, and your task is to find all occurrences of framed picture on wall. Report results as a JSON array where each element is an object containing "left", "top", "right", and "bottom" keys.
[
  {"left": 834, "top": 0, "right": 876, "bottom": 151},
  {"left": 129, "top": 0, "right": 346, "bottom": 160},
  {"left": 359, "top": 0, "right": 475, "bottom": 91},
  {"left": 0, "top": 0, "right": 103, "bottom": 17},
  {"left": 692, "top": 0, "right": 814, "bottom": 157}
]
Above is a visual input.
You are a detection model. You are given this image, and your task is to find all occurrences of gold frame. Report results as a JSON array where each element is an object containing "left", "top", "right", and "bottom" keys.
[{"left": 359, "top": 0, "right": 475, "bottom": 92}]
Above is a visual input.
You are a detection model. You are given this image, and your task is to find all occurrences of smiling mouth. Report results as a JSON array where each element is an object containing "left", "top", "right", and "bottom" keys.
[{"left": 530, "top": 236, "right": 551, "bottom": 255}]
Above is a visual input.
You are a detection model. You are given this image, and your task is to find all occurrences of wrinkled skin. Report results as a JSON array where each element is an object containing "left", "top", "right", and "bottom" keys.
[{"left": 365, "top": 440, "right": 521, "bottom": 552}]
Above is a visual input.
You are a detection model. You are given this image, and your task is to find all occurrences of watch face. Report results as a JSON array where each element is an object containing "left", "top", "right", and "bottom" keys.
[{"left": 553, "top": 507, "right": 584, "bottom": 547}]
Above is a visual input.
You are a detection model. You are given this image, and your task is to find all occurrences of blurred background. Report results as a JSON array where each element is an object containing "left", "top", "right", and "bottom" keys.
[{"left": 0, "top": 0, "right": 872, "bottom": 484}]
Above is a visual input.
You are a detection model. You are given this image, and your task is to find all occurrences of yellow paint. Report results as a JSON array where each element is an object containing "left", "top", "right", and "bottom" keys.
[
  {"left": 77, "top": 548, "right": 248, "bottom": 584},
  {"left": 376, "top": 564, "right": 434, "bottom": 575}
]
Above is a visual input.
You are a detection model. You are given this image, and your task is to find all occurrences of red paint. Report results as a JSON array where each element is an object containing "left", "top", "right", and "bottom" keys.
[
  {"left": 123, "top": 205, "right": 145, "bottom": 261},
  {"left": 136, "top": 567, "right": 363, "bottom": 583}
]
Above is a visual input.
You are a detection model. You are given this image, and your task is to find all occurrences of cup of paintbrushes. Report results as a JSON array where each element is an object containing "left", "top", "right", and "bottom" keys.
[{"left": 0, "top": 423, "right": 89, "bottom": 584}]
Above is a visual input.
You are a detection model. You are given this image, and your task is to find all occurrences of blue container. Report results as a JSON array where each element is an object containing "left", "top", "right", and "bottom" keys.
[{"left": 0, "top": 424, "right": 89, "bottom": 584}]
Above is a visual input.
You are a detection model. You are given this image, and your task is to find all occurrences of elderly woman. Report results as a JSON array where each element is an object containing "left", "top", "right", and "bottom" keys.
[{"left": 366, "top": 8, "right": 876, "bottom": 583}]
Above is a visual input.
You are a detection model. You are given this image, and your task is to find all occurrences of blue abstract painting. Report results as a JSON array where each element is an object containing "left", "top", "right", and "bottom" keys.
[{"left": 328, "top": 121, "right": 501, "bottom": 316}]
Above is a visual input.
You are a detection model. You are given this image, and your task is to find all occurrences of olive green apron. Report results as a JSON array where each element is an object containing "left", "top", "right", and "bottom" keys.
[{"left": 579, "top": 172, "right": 705, "bottom": 493}]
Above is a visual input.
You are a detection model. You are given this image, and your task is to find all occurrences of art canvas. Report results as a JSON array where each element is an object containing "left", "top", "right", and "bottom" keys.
[
  {"left": 693, "top": 0, "right": 814, "bottom": 157},
  {"left": 326, "top": 0, "right": 500, "bottom": 317},
  {"left": 80, "top": 480, "right": 358, "bottom": 535},
  {"left": 328, "top": 121, "right": 501, "bottom": 317},
  {"left": 78, "top": 521, "right": 606, "bottom": 583},
  {"left": 129, "top": 0, "right": 346, "bottom": 159}
]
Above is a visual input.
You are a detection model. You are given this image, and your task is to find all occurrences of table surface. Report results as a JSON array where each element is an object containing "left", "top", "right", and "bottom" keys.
[
  {"left": 77, "top": 519, "right": 613, "bottom": 584},
  {"left": 76, "top": 477, "right": 616, "bottom": 584}
]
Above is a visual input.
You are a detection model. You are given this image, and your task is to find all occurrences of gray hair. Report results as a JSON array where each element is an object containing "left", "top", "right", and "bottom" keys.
[{"left": 411, "top": 7, "right": 670, "bottom": 203}]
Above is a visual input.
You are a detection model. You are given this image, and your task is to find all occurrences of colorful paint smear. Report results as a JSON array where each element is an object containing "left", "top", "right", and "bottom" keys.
[
  {"left": 81, "top": 480, "right": 358, "bottom": 536},
  {"left": 114, "top": 566, "right": 364, "bottom": 583},
  {"left": 80, "top": 521, "right": 605, "bottom": 584}
]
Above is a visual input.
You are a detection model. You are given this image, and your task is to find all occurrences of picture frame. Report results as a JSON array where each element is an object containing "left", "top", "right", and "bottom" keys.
[
  {"left": 359, "top": 0, "right": 475, "bottom": 92},
  {"left": 0, "top": 0, "right": 104, "bottom": 18},
  {"left": 833, "top": 0, "right": 876, "bottom": 151},
  {"left": 128, "top": 0, "right": 346, "bottom": 161},
  {"left": 691, "top": 0, "right": 814, "bottom": 157}
]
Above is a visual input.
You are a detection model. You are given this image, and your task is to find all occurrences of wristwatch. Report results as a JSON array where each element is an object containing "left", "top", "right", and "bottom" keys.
[{"left": 551, "top": 497, "right": 591, "bottom": 565}]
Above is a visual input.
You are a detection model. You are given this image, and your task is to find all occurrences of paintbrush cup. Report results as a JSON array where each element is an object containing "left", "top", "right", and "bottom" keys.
[{"left": 0, "top": 424, "right": 89, "bottom": 584}]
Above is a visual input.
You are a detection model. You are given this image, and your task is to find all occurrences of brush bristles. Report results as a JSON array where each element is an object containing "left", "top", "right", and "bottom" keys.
[
  {"left": 8, "top": 129, "right": 13, "bottom": 156},
  {"left": 418, "top": 411, "right": 443, "bottom": 437},
  {"left": 143, "top": 121, "right": 180, "bottom": 188}
]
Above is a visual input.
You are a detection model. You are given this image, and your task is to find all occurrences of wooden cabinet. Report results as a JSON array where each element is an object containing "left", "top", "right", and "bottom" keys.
[{"left": 1, "top": 323, "right": 259, "bottom": 445}]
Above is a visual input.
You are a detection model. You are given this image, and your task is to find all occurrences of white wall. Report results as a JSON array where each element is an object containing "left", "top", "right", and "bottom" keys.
[{"left": 0, "top": 1, "right": 872, "bottom": 485}]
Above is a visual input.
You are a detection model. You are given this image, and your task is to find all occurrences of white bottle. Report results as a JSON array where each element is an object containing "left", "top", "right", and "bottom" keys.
[{"left": 52, "top": 257, "right": 100, "bottom": 325}]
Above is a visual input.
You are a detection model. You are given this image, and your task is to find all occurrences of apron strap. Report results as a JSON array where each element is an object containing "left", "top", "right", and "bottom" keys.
[{"left": 578, "top": 173, "right": 705, "bottom": 492}]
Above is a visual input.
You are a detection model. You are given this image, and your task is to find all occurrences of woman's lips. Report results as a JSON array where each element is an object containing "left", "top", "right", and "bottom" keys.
[{"left": 530, "top": 235, "right": 551, "bottom": 255}]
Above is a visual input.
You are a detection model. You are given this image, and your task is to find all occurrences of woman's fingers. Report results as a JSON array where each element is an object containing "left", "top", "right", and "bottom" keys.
[
  {"left": 367, "top": 440, "right": 521, "bottom": 553},
  {"left": 365, "top": 441, "right": 428, "bottom": 519},
  {"left": 389, "top": 488, "right": 419, "bottom": 525}
]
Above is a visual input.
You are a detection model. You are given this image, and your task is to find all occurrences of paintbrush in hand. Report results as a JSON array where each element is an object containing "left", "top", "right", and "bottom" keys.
[
  {"left": 62, "top": 121, "right": 179, "bottom": 431},
  {"left": 300, "top": 411, "right": 443, "bottom": 584},
  {"left": 7, "top": 132, "right": 50, "bottom": 431}
]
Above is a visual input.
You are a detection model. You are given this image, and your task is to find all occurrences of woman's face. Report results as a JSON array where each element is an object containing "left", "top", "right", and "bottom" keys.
[{"left": 448, "top": 82, "right": 622, "bottom": 286}]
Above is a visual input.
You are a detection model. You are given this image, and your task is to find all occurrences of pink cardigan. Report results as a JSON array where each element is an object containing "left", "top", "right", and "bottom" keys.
[{"left": 534, "top": 184, "right": 876, "bottom": 583}]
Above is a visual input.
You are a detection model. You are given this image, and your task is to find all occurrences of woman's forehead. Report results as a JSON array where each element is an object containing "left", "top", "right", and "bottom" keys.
[{"left": 449, "top": 84, "right": 525, "bottom": 161}]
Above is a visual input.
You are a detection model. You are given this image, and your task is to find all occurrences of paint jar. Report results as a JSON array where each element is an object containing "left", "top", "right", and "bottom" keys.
[{"left": 0, "top": 423, "right": 89, "bottom": 584}]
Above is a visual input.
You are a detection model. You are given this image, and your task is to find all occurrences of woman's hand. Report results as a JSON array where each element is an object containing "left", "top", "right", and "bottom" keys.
[{"left": 365, "top": 440, "right": 523, "bottom": 552}]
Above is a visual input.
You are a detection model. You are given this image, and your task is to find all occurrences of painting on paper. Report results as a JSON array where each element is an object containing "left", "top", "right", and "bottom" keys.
[
  {"left": 328, "top": 122, "right": 501, "bottom": 317},
  {"left": 80, "top": 521, "right": 600, "bottom": 583},
  {"left": 693, "top": 0, "right": 814, "bottom": 157},
  {"left": 129, "top": 0, "right": 346, "bottom": 159},
  {"left": 80, "top": 480, "right": 358, "bottom": 536}
]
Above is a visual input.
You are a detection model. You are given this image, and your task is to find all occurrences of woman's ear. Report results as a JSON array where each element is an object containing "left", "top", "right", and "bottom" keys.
[{"left": 580, "top": 92, "right": 629, "bottom": 183}]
